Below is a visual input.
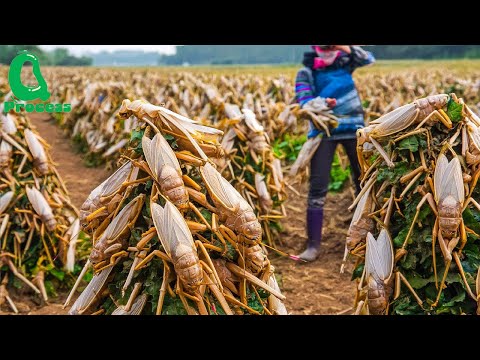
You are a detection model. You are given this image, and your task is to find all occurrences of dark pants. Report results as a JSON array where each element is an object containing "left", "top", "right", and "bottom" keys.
[{"left": 308, "top": 137, "right": 362, "bottom": 208}]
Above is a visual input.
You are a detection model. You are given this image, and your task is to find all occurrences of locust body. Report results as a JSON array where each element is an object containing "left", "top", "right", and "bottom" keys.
[
  {"left": 142, "top": 133, "right": 189, "bottom": 210},
  {"left": 26, "top": 186, "right": 57, "bottom": 231},
  {"left": 365, "top": 230, "right": 394, "bottom": 315},
  {"left": 347, "top": 184, "right": 375, "bottom": 250},
  {"left": 89, "top": 194, "right": 145, "bottom": 267},
  {"left": 200, "top": 163, "right": 262, "bottom": 244},
  {"left": 151, "top": 201, "right": 203, "bottom": 292},
  {"left": 24, "top": 129, "right": 49, "bottom": 175}
]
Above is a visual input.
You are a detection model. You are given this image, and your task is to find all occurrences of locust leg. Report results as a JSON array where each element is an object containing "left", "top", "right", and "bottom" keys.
[
  {"left": 414, "top": 109, "right": 439, "bottom": 130},
  {"left": 463, "top": 171, "right": 480, "bottom": 211},
  {"left": 176, "top": 278, "right": 197, "bottom": 315},
  {"left": 122, "top": 250, "right": 147, "bottom": 297},
  {"left": 64, "top": 260, "right": 91, "bottom": 308},
  {"left": 400, "top": 166, "right": 426, "bottom": 185},
  {"left": 156, "top": 259, "right": 171, "bottom": 315},
  {"left": 136, "top": 228, "right": 157, "bottom": 250},
  {"left": 401, "top": 193, "right": 437, "bottom": 251},
  {"left": 94, "top": 251, "right": 128, "bottom": 272},
  {"left": 357, "top": 143, "right": 367, "bottom": 178},
  {"left": 186, "top": 187, "right": 217, "bottom": 213},
  {"left": 395, "top": 271, "right": 423, "bottom": 308},
  {"left": 348, "top": 174, "right": 377, "bottom": 211},
  {"left": 354, "top": 300, "right": 365, "bottom": 315},
  {"left": 124, "top": 282, "right": 142, "bottom": 312},
  {"left": 452, "top": 251, "right": 476, "bottom": 301},
  {"left": 432, "top": 218, "right": 439, "bottom": 289},
  {"left": 432, "top": 257, "right": 452, "bottom": 308},
  {"left": 437, "top": 231, "right": 452, "bottom": 262},
  {"left": 437, "top": 109, "right": 453, "bottom": 129},
  {"left": 195, "top": 240, "right": 223, "bottom": 292},
  {"left": 225, "top": 262, "right": 286, "bottom": 301},
  {"left": 370, "top": 137, "right": 394, "bottom": 168},
  {"left": 397, "top": 172, "right": 424, "bottom": 201},
  {"left": 189, "top": 202, "right": 212, "bottom": 230},
  {"left": 135, "top": 250, "right": 171, "bottom": 270},
  {"left": 196, "top": 293, "right": 209, "bottom": 315},
  {"left": 203, "top": 270, "right": 233, "bottom": 315}
]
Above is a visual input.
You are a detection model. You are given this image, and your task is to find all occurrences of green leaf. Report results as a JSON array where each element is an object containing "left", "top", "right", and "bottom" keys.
[
  {"left": 351, "top": 263, "right": 364, "bottom": 281},
  {"left": 398, "top": 136, "right": 419, "bottom": 152},
  {"left": 393, "top": 227, "right": 409, "bottom": 247},
  {"left": 463, "top": 207, "right": 480, "bottom": 235},
  {"left": 443, "top": 289, "right": 465, "bottom": 307},
  {"left": 83, "top": 269, "right": 93, "bottom": 282},
  {"left": 377, "top": 161, "right": 409, "bottom": 184},
  {"left": 200, "top": 209, "right": 212, "bottom": 222},
  {"left": 44, "top": 280, "right": 57, "bottom": 297},
  {"left": 406, "top": 273, "right": 433, "bottom": 289},
  {"left": 447, "top": 99, "right": 463, "bottom": 123},
  {"left": 400, "top": 252, "right": 416, "bottom": 270},
  {"left": 49, "top": 268, "right": 65, "bottom": 281}
]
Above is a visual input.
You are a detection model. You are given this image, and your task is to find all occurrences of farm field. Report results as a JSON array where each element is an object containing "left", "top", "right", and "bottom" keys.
[{"left": 2, "top": 60, "right": 480, "bottom": 315}]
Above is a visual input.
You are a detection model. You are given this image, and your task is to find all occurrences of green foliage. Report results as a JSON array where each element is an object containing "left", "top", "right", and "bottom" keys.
[
  {"left": 447, "top": 98, "right": 464, "bottom": 123},
  {"left": 272, "top": 133, "right": 306, "bottom": 162},
  {"left": 351, "top": 263, "right": 364, "bottom": 281},
  {"left": 130, "top": 128, "right": 145, "bottom": 155},
  {"left": 328, "top": 154, "right": 351, "bottom": 192},
  {"left": 398, "top": 136, "right": 419, "bottom": 152},
  {"left": 377, "top": 160, "right": 409, "bottom": 184}
]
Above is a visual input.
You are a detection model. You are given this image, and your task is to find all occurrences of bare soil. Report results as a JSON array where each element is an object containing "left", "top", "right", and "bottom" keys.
[
  {"left": 270, "top": 183, "right": 357, "bottom": 315},
  {"left": 6, "top": 114, "right": 357, "bottom": 315},
  {"left": 30, "top": 113, "right": 112, "bottom": 208}
]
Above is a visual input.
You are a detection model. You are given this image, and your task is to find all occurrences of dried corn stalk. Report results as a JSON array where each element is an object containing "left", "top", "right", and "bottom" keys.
[{"left": 0, "top": 109, "right": 87, "bottom": 311}]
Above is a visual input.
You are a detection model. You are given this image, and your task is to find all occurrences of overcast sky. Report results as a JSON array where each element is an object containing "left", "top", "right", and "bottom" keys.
[{"left": 39, "top": 45, "right": 177, "bottom": 55}]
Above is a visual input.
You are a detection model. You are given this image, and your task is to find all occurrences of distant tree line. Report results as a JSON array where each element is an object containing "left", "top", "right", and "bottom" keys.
[
  {"left": 0, "top": 45, "right": 92, "bottom": 66},
  {"left": 89, "top": 50, "right": 161, "bottom": 66},
  {"left": 158, "top": 45, "right": 480, "bottom": 65}
]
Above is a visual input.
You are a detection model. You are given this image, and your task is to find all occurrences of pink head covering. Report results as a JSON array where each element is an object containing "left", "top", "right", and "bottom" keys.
[{"left": 311, "top": 45, "right": 341, "bottom": 69}]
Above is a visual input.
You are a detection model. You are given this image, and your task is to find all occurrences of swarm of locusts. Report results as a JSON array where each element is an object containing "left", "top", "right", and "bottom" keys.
[
  {"left": 0, "top": 109, "right": 84, "bottom": 313},
  {"left": 65, "top": 99, "right": 287, "bottom": 315},
  {"left": 56, "top": 81, "right": 136, "bottom": 168},
  {"left": 345, "top": 92, "right": 480, "bottom": 315}
]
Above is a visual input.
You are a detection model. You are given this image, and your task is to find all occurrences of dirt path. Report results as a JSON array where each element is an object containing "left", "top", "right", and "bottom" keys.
[
  {"left": 3, "top": 113, "right": 113, "bottom": 315},
  {"left": 271, "top": 183, "right": 357, "bottom": 315},
  {"left": 29, "top": 113, "right": 112, "bottom": 209}
]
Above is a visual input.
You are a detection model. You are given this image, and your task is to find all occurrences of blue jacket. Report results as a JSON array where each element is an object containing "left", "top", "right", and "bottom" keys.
[{"left": 295, "top": 46, "right": 375, "bottom": 140}]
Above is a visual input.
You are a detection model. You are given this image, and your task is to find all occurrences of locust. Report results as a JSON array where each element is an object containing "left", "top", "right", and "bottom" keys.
[
  {"left": 346, "top": 93, "right": 480, "bottom": 315},
  {"left": 26, "top": 186, "right": 57, "bottom": 232},
  {"left": 140, "top": 133, "right": 189, "bottom": 210},
  {"left": 24, "top": 129, "right": 49, "bottom": 175},
  {"left": 80, "top": 161, "right": 139, "bottom": 227},
  {"left": 200, "top": 162, "right": 262, "bottom": 245}
]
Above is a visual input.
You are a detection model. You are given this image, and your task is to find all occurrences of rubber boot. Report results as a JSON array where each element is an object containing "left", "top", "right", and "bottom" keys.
[{"left": 298, "top": 208, "right": 324, "bottom": 262}]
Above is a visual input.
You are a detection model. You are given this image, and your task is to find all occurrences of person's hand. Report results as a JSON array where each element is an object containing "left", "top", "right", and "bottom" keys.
[
  {"left": 326, "top": 98, "right": 337, "bottom": 108},
  {"left": 332, "top": 45, "right": 351, "bottom": 54},
  {"left": 303, "top": 97, "right": 336, "bottom": 112}
]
